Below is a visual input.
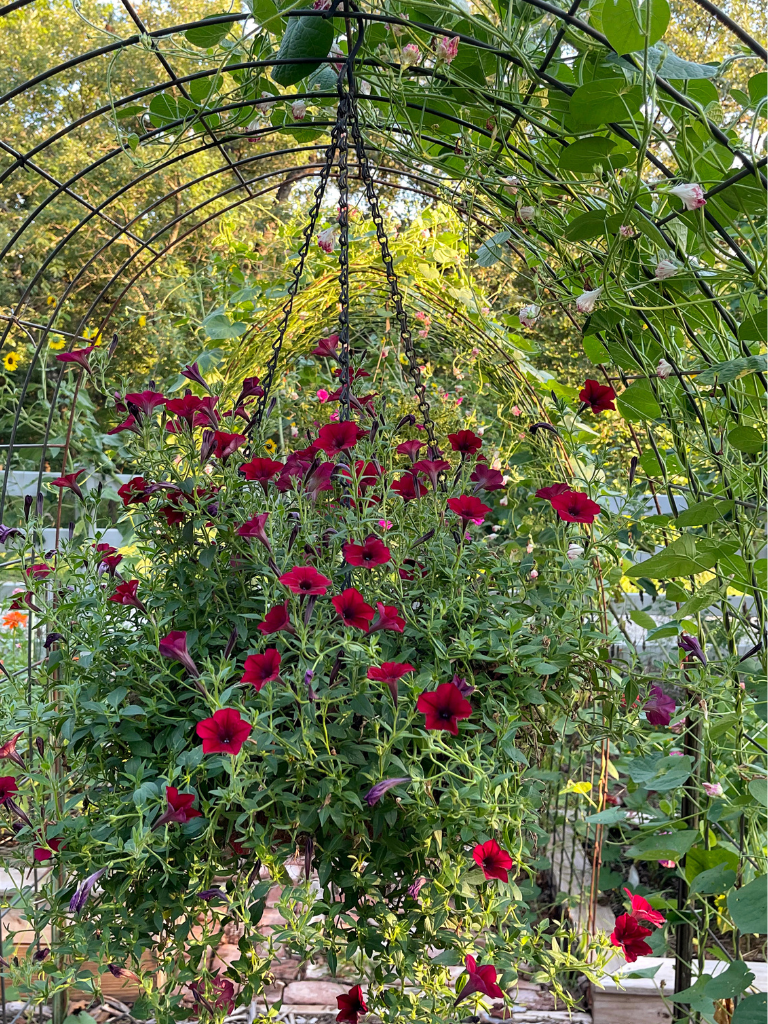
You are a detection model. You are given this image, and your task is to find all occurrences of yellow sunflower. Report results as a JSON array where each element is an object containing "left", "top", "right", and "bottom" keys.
[
  {"left": 3, "top": 352, "right": 20, "bottom": 372},
  {"left": 49, "top": 335, "right": 66, "bottom": 350},
  {"left": 263, "top": 439, "right": 278, "bottom": 455}
]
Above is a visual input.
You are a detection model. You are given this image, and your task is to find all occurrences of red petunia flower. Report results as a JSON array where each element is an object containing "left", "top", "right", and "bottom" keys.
[
  {"left": 454, "top": 955, "right": 504, "bottom": 1006},
  {"left": 107, "top": 414, "right": 140, "bottom": 436},
  {"left": 396, "top": 439, "right": 425, "bottom": 462},
  {"left": 125, "top": 390, "right": 165, "bottom": 418},
  {"left": 354, "top": 460, "right": 381, "bottom": 491},
  {"left": 447, "top": 495, "right": 490, "bottom": 526},
  {"left": 34, "top": 838, "right": 63, "bottom": 862},
  {"left": 448, "top": 430, "right": 482, "bottom": 455},
  {"left": 237, "top": 375, "right": 263, "bottom": 402},
  {"left": 51, "top": 469, "right": 86, "bottom": 501},
  {"left": 258, "top": 601, "right": 295, "bottom": 635},
  {"left": 336, "top": 984, "right": 368, "bottom": 1024},
  {"left": 0, "top": 731, "right": 25, "bottom": 768},
  {"left": 332, "top": 588, "right": 375, "bottom": 630},
  {"left": 535, "top": 482, "right": 571, "bottom": 501},
  {"left": 549, "top": 489, "right": 602, "bottom": 524},
  {"left": 118, "top": 476, "right": 151, "bottom": 506},
  {"left": 165, "top": 394, "right": 206, "bottom": 428},
  {"left": 304, "top": 462, "right": 336, "bottom": 499},
  {"left": 158, "top": 630, "right": 199, "bottom": 678},
  {"left": 472, "top": 839, "right": 514, "bottom": 882},
  {"left": 0, "top": 776, "right": 18, "bottom": 804},
  {"left": 412, "top": 459, "right": 450, "bottom": 491},
  {"left": 211, "top": 431, "right": 245, "bottom": 463},
  {"left": 280, "top": 565, "right": 332, "bottom": 595},
  {"left": 26, "top": 563, "right": 53, "bottom": 580},
  {"left": 368, "top": 602, "right": 405, "bottom": 634},
  {"left": 240, "top": 457, "right": 284, "bottom": 492},
  {"left": 391, "top": 474, "right": 428, "bottom": 501},
  {"left": 343, "top": 536, "right": 391, "bottom": 568},
  {"left": 109, "top": 579, "right": 145, "bottom": 611},
  {"left": 367, "top": 662, "right": 414, "bottom": 705},
  {"left": 56, "top": 345, "right": 95, "bottom": 374},
  {"left": 100, "top": 554, "right": 122, "bottom": 575},
  {"left": 241, "top": 649, "right": 282, "bottom": 691},
  {"left": 417, "top": 682, "right": 472, "bottom": 735},
  {"left": 94, "top": 543, "right": 117, "bottom": 558},
  {"left": 580, "top": 378, "right": 616, "bottom": 414},
  {"left": 470, "top": 464, "right": 504, "bottom": 492},
  {"left": 623, "top": 888, "right": 666, "bottom": 928},
  {"left": 237, "top": 512, "right": 271, "bottom": 552},
  {"left": 315, "top": 421, "right": 365, "bottom": 455},
  {"left": 610, "top": 913, "right": 653, "bottom": 962},
  {"left": 190, "top": 975, "right": 235, "bottom": 1016},
  {"left": 643, "top": 684, "right": 676, "bottom": 727},
  {"left": 154, "top": 786, "right": 202, "bottom": 829},
  {"left": 311, "top": 333, "right": 339, "bottom": 359},
  {"left": 196, "top": 708, "right": 252, "bottom": 755},
  {"left": 399, "top": 559, "right": 427, "bottom": 581}
]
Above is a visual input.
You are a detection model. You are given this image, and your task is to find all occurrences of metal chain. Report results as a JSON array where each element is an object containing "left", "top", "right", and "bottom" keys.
[
  {"left": 336, "top": 92, "right": 352, "bottom": 424},
  {"left": 248, "top": 120, "right": 343, "bottom": 436},
  {"left": 348, "top": 107, "right": 441, "bottom": 459}
]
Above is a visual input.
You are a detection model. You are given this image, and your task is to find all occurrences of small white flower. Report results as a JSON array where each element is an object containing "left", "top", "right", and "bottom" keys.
[
  {"left": 499, "top": 496, "right": 508, "bottom": 506},
  {"left": 359, "top": 80, "right": 371, "bottom": 96},
  {"left": 492, "top": 524, "right": 501, "bottom": 533},
  {"left": 519, "top": 303, "right": 540, "bottom": 328},
  {"left": 619, "top": 225, "right": 633, "bottom": 238},
  {"left": 291, "top": 100, "right": 307, "bottom": 121},
  {"left": 669, "top": 182, "right": 706, "bottom": 211},
  {"left": 290, "top": 426, "right": 299, "bottom": 437},
  {"left": 400, "top": 43, "right": 421, "bottom": 66},
  {"left": 655, "top": 259, "right": 678, "bottom": 280},
  {"left": 529, "top": 569, "right": 539, "bottom": 579},
  {"left": 502, "top": 475, "right": 511, "bottom": 485},
  {"left": 526, "top": 543, "right": 534, "bottom": 554},
  {"left": 575, "top": 287, "right": 603, "bottom": 314},
  {"left": 259, "top": 91, "right": 276, "bottom": 113},
  {"left": 317, "top": 227, "right": 336, "bottom": 254},
  {"left": 435, "top": 35, "right": 459, "bottom": 63},
  {"left": 702, "top": 781, "right": 723, "bottom": 798},
  {"left": 656, "top": 358, "right": 673, "bottom": 379},
  {"left": 502, "top": 175, "right": 519, "bottom": 194},
  {"left": 477, "top": 426, "right": 486, "bottom": 435},
  {"left": 518, "top": 204, "right": 535, "bottom": 223},
  {"left": 392, "top": 13, "right": 409, "bottom": 36},
  {"left": 566, "top": 543, "right": 584, "bottom": 561}
]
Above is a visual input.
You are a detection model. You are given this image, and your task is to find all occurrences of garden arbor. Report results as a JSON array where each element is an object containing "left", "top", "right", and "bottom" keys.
[{"left": 0, "top": 0, "right": 766, "bottom": 1022}]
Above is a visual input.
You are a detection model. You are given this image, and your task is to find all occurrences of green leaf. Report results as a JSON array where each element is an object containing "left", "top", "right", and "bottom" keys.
[
  {"left": 559, "top": 137, "right": 627, "bottom": 172},
  {"left": 185, "top": 15, "right": 236, "bottom": 48},
  {"left": 625, "top": 964, "right": 662, "bottom": 979},
  {"left": 625, "top": 535, "right": 737, "bottom": 579},
  {"left": 569, "top": 80, "right": 643, "bottom": 126},
  {"left": 704, "top": 961, "right": 755, "bottom": 1000},
  {"left": 733, "top": 994, "right": 767, "bottom": 1024},
  {"left": 202, "top": 313, "right": 248, "bottom": 340},
  {"left": 653, "top": 45, "right": 719, "bottom": 79},
  {"left": 626, "top": 754, "right": 692, "bottom": 791},
  {"left": 669, "top": 975, "right": 715, "bottom": 1016},
  {"left": 625, "top": 829, "right": 699, "bottom": 860},
  {"left": 564, "top": 210, "right": 608, "bottom": 241},
  {"left": 674, "top": 498, "right": 733, "bottom": 527},
  {"left": 748, "top": 778, "right": 768, "bottom": 805},
  {"left": 689, "top": 863, "right": 737, "bottom": 895},
  {"left": 617, "top": 380, "right": 662, "bottom": 422},
  {"left": 748, "top": 71, "right": 767, "bottom": 106},
  {"left": 584, "top": 807, "right": 628, "bottom": 824},
  {"left": 727, "top": 876, "right": 767, "bottom": 934},
  {"left": 583, "top": 336, "right": 610, "bottom": 364},
  {"left": 475, "top": 231, "right": 511, "bottom": 267},
  {"left": 271, "top": 12, "right": 335, "bottom": 87},
  {"left": 602, "top": 0, "right": 670, "bottom": 54},
  {"left": 728, "top": 426, "right": 765, "bottom": 454},
  {"left": 628, "top": 608, "right": 656, "bottom": 630},
  {"left": 696, "top": 355, "right": 767, "bottom": 385},
  {"left": 249, "top": 0, "right": 279, "bottom": 25}
]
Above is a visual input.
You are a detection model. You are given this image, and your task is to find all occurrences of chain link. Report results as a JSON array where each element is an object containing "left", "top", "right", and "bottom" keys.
[{"left": 336, "top": 92, "right": 352, "bottom": 424}]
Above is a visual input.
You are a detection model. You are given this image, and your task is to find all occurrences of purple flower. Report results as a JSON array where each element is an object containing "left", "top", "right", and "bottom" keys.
[
  {"left": 158, "top": 631, "right": 199, "bottom": 678},
  {"left": 0, "top": 525, "right": 23, "bottom": 544},
  {"left": 643, "top": 685, "right": 676, "bottom": 727},
  {"left": 450, "top": 674, "right": 476, "bottom": 698},
  {"left": 364, "top": 777, "right": 410, "bottom": 807},
  {"left": 70, "top": 867, "right": 106, "bottom": 914},
  {"left": 679, "top": 633, "right": 706, "bottom": 666},
  {"left": 305, "top": 669, "right": 317, "bottom": 702},
  {"left": 197, "top": 888, "right": 228, "bottom": 902},
  {"left": 408, "top": 876, "right": 428, "bottom": 899},
  {"left": 181, "top": 362, "right": 211, "bottom": 392}
]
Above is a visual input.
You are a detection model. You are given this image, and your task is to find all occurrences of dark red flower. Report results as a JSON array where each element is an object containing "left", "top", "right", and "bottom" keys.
[
  {"left": 391, "top": 474, "right": 428, "bottom": 501},
  {"left": 610, "top": 913, "right": 653, "bottom": 963},
  {"left": 164, "top": 393, "right": 206, "bottom": 428},
  {"left": 158, "top": 630, "right": 199, "bottom": 678},
  {"left": 580, "top": 378, "right": 616, "bottom": 414},
  {"left": 280, "top": 565, "right": 332, "bottom": 595},
  {"left": 368, "top": 602, "right": 405, "bottom": 634},
  {"left": 315, "top": 421, "right": 365, "bottom": 455},
  {"left": 56, "top": 344, "right": 95, "bottom": 374},
  {"left": 454, "top": 955, "right": 504, "bottom": 1006},
  {"left": 396, "top": 439, "right": 425, "bottom": 462},
  {"left": 399, "top": 559, "right": 427, "bottom": 581},
  {"left": 237, "top": 512, "right": 271, "bottom": 552},
  {"left": 196, "top": 708, "right": 252, "bottom": 755},
  {"left": 354, "top": 460, "right": 381, "bottom": 491},
  {"left": 0, "top": 731, "right": 25, "bottom": 768},
  {"left": 100, "top": 554, "right": 122, "bottom": 575},
  {"left": 160, "top": 503, "right": 185, "bottom": 527},
  {"left": 311, "top": 333, "right": 339, "bottom": 359},
  {"left": 448, "top": 430, "right": 482, "bottom": 455},
  {"left": 535, "top": 482, "right": 571, "bottom": 501},
  {"left": 417, "top": 682, "right": 472, "bottom": 735},
  {"left": 109, "top": 580, "right": 145, "bottom": 611},
  {"left": 94, "top": 543, "right": 117, "bottom": 558},
  {"left": 241, "top": 649, "right": 281, "bottom": 691},
  {"left": 118, "top": 476, "right": 151, "bottom": 506},
  {"left": 470, "top": 464, "right": 504, "bottom": 492},
  {"left": 332, "top": 365, "right": 370, "bottom": 381},
  {"left": 0, "top": 776, "right": 18, "bottom": 804},
  {"left": 258, "top": 601, "right": 295, "bottom": 635},
  {"left": 623, "top": 888, "right": 666, "bottom": 928},
  {"left": 26, "top": 563, "right": 53, "bottom": 580},
  {"left": 472, "top": 839, "right": 514, "bottom": 882},
  {"left": 367, "top": 662, "right": 414, "bottom": 705},
  {"left": 304, "top": 461, "right": 336, "bottom": 499},
  {"left": 34, "top": 839, "right": 62, "bottom": 862},
  {"left": 237, "top": 375, "right": 263, "bottom": 401},
  {"left": 343, "top": 536, "right": 391, "bottom": 568},
  {"left": 107, "top": 414, "right": 140, "bottom": 435},
  {"left": 51, "top": 469, "right": 85, "bottom": 500},
  {"left": 336, "top": 984, "right": 367, "bottom": 1024},
  {"left": 125, "top": 390, "right": 165, "bottom": 418},
  {"left": 190, "top": 975, "right": 235, "bottom": 1016},
  {"left": 240, "top": 457, "right": 284, "bottom": 491},
  {"left": 211, "top": 431, "right": 245, "bottom": 463},
  {"left": 447, "top": 495, "right": 490, "bottom": 526},
  {"left": 412, "top": 459, "right": 450, "bottom": 490},
  {"left": 332, "top": 588, "right": 375, "bottom": 630},
  {"left": 154, "top": 786, "right": 202, "bottom": 829},
  {"left": 643, "top": 684, "right": 676, "bottom": 727},
  {"left": 549, "top": 489, "right": 601, "bottom": 524},
  {"left": 180, "top": 362, "right": 210, "bottom": 392}
]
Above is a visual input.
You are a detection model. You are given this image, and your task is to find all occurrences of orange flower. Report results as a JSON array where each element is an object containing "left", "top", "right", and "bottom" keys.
[{"left": 3, "top": 611, "right": 28, "bottom": 630}]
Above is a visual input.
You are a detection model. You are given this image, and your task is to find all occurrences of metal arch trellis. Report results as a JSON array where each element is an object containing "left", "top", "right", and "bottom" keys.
[{"left": 0, "top": 0, "right": 765, "bottom": 1020}]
